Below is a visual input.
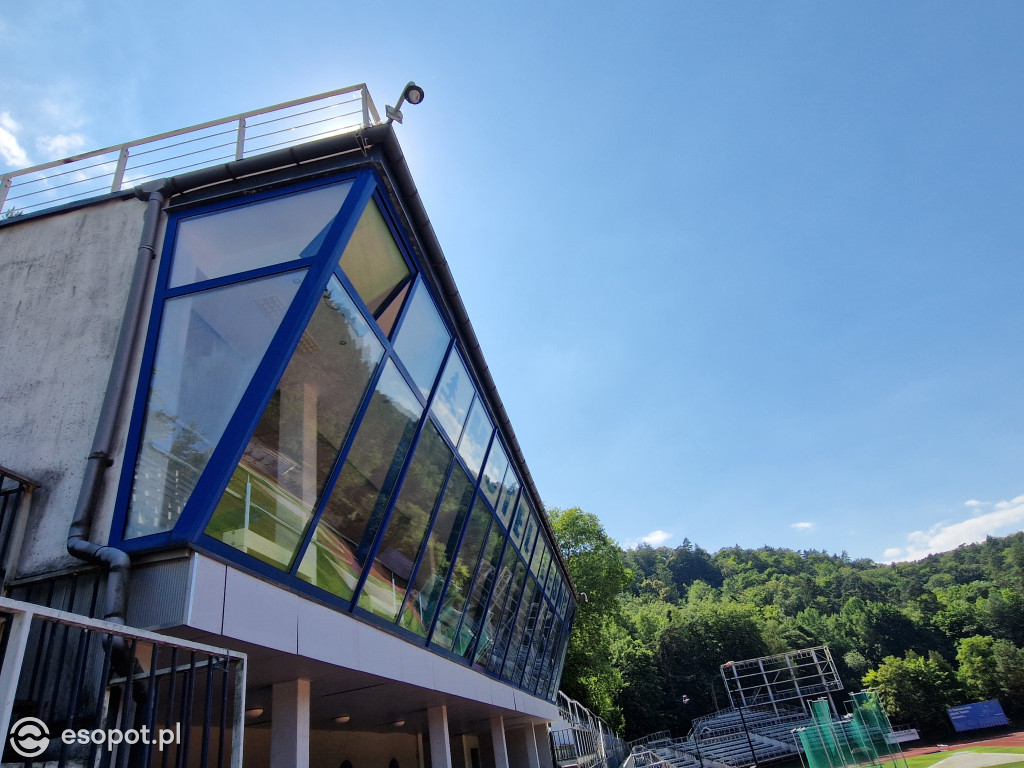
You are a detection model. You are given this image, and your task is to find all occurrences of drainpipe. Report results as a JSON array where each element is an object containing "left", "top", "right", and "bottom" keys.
[{"left": 67, "top": 181, "right": 166, "bottom": 624}]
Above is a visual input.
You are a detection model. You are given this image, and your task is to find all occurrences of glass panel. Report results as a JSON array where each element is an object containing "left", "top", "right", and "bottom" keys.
[
  {"left": 338, "top": 198, "right": 412, "bottom": 322},
  {"left": 471, "top": 544, "right": 513, "bottom": 668},
  {"left": 376, "top": 281, "right": 410, "bottom": 338},
  {"left": 523, "top": 601, "right": 552, "bottom": 691},
  {"left": 357, "top": 421, "right": 452, "bottom": 621},
  {"left": 457, "top": 398, "right": 492, "bottom": 480},
  {"left": 521, "top": 510, "right": 539, "bottom": 566},
  {"left": 502, "top": 577, "right": 539, "bottom": 681},
  {"left": 479, "top": 557, "right": 525, "bottom": 673},
  {"left": 480, "top": 442, "right": 509, "bottom": 507},
  {"left": 495, "top": 470, "right": 520, "bottom": 527},
  {"left": 392, "top": 281, "right": 449, "bottom": 399},
  {"left": 509, "top": 496, "right": 531, "bottom": 548},
  {"left": 170, "top": 183, "right": 351, "bottom": 287},
  {"left": 126, "top": 271, "right": 304, "bottom": 538},
  {"left": 205, "top": 278, "right": 384, "bottom": 570},
  {"left": 534, "top": 542, "right": 550, "bottom": 590},
  {"left": 429, "top": 353, "right": 474, "bottom": 444},
  {"left": 431, "top": 497, "right": 491, "bottom": 651},
  {"left": 537, "top": 621, "right": 562, "bottom": 697},
  {"left": 451, "top": 520, "right": 505, "bottom": 659},
  {"left": 398, "top": 466, "right": 474, "bottom": 637},
  {"left": 296, "top": 361, "right": 421, "bottom": 600}
]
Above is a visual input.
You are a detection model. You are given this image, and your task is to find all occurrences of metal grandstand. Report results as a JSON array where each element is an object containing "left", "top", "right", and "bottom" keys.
[{"left": 625, "top": 646, "right": 873, "bottom": 768}]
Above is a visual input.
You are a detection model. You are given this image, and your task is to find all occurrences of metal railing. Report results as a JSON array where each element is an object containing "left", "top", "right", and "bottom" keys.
[
  {"left": 1, "top": 84, "right": 380, "bottom": 216},
  {"left": 0, "top": 596, "right": 246, "bottom": 767},
  {"left": 0, "top": 466, "right": 38, "bottom": 589}
]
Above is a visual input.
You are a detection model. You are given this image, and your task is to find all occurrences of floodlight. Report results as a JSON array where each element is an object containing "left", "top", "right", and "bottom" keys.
[{"left": 386, "top": 81, "right": 426, "bottom": 124}]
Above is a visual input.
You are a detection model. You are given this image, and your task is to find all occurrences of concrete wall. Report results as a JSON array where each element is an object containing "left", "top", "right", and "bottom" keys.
[{"left": 0, "top": 198, "right": 157, "bottom": 575}]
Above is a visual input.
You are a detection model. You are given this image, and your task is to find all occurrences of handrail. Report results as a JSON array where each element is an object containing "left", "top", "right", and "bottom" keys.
[{"left": 0, "top": 84, "right": 380, "bottom": 215}]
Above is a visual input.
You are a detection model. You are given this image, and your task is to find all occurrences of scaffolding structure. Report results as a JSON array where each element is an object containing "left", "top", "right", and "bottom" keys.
[{"left": 722, "top": 646, "right": 843, "bottom": 715}]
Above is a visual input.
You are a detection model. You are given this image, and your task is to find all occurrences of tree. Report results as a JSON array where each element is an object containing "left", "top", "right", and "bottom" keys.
[
  {"left": 863, "top": 653, "right": 961, "bottom": 734},
  {"left": 549, "top": 507, "right": 632, "bottom": 729}
]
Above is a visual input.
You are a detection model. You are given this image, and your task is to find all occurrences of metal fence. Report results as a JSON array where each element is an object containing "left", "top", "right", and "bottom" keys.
[
  {"left": 0, "top": 597, "right": 246, "bottom": 767},
  {"left": 0, "top": 466, "right": 37, "bottom": 588},
  {"left": 1, "top": 84, "right": 380, "bottom": 216}
]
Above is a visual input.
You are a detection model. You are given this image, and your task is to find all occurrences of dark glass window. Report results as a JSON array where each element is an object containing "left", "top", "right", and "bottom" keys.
[
  {"left": 127, "top": 271, "right": 304, "bottom": 538},
  {"left": 472, "top": 546, "right": 515, "bottom": 669},
  {"left": 431, "top": 497, "right": 491, "bottom": 652},
  {"left": 296, "top": 360, "right": 421, "bottom": 600},
  {"left": 357, "top": 421, "right": 452, "bottom": 621},
  {"left": 206, "top": 278, "right": 384, "bottom": 570},
  {"left": 337, "top": 198, "right": 412, "bottom": 334},
  {"left": 457, "top": 398, "right": 492, "bottom": 480},
  {"left": 392, "top": 281, "right": 449, "bottom": 399},
  {"left": 170, "top": 182, "right": 352, "bottom": 287},
  {"left": 449, "top": 521, "right": 506, "bottom": 659},
  {"left": 479, "top": 442, "right": 509, "bottom": 507},
  {"left": 398, "top": 465, "right": 474, "bottom": 637},
  {"left": 479, "top": 557, "right": 526, "bottom": 673},
  {"left": 495, "top": 470, "right": 520, "bottom": 527},
  {"left": 429, "top": 353, "right": 474, "bottom": 445},
  {"left": 503, "top": 577, "right": 540, "bottom": 682}
]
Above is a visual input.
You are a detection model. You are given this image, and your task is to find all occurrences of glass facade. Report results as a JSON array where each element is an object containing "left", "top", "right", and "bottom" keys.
[{"left": 117, "top": 170, "right": 575, "bottom": 701}]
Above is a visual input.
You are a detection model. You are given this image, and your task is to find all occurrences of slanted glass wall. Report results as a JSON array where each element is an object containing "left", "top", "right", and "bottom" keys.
[{"left": 117, "top": 170, "right": 575, "bottom": 701}]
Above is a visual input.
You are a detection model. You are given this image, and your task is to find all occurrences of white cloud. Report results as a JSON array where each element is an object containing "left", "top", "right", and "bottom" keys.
[
  {"left": 36, "top": 133, "right": 86, "bottom": 160},
  {"left": 0, "top": 112, "right": 30, "bottom": 168},
  {"left": 640, "top": 530, "right": 673, "bottom": 547},
  {"left": 964, "top": 499, "right": 986, "bottom": 507},
  {"left": 791, "top": 521, "right": 816, "bottom": 531},
  {"left": 882, "top": 494, "right": 1024, "bottom": 562}
]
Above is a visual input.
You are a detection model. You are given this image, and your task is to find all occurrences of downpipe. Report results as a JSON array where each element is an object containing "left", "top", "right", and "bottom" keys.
[{"left": 67, "top": 181, "right": 166, "bottom": 625}]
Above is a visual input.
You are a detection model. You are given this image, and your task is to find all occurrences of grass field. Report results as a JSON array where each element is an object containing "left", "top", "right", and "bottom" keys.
[{"left": 887, "top": 747, "right": 1024, "bottom": 768}]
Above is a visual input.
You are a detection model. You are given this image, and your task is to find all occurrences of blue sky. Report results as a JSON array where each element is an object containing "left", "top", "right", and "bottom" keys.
[{"left": 4, "top": 2, "right": 1024, "bottom": 562}]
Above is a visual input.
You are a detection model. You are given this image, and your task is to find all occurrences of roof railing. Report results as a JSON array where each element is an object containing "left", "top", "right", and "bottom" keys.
[{"left": 0, "top": 83, "right": 380, "bottom": 216}]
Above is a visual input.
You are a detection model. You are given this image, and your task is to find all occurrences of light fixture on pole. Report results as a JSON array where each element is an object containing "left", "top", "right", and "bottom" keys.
[
  {"left": 386, "top": 82, "right": 426, "bottom": 124},
  {"left": 724, "top": 662, "right": 758, "bottom": 768}
]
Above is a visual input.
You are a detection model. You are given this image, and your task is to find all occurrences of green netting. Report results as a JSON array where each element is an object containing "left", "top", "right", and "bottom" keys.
[{"left": 795, "top": 694, "right": 908, "bottom": 768}]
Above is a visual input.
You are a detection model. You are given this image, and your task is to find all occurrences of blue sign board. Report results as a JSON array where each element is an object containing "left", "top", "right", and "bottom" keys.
[{"left": 947, "top": 700, "right": 1009, "bottom": 732}]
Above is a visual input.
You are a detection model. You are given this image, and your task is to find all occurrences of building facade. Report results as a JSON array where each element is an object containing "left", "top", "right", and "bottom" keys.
[{"left": 0, "top": 86, "right": 576, "bottom": 768}]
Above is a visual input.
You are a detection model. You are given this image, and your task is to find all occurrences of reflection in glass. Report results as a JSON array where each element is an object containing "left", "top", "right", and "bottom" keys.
[
  {"left": 429, "top": 353, "right": 474, "bottom": 444},
  {"left": 296, "top": 361, "right": 421, "bottom": 600},
  {"left": 521, "top": 510, "right": 539, "bottom": 566},
  {"left": 127, "top": 271, "right": 304, "bottom": 538},
  {"left": 447, "top": 519, "right": 505, "bottom": 658},
  {"left": 471, "top": 546, "right": 514, "bottom": 669},
  {"left": 338, "top": 198, "right": 412, "bottom": 332},
  {"left": 171, "top": 183, "right": 351, "bottom": 287},
  {"left": 399, "top": 466, "right": 474, "bottom": 636},
  {"left": 457, "top": 398, "right": 492, "bottom": 480},
  {"left": 509, "top": 496, "right": 531, "bottom": 547},
  {"left": 483, "top": 559, "right": 527, "bottom": 674},
  {"left": 480, "top": 442, "right": 509, "bottom": 507},
  {"left": 206, "top": 278, "right": 384, "bottom": 570},
  {"left": 503, "top": 577, "right": 539, "bottom": 682},
  {"left": 357, "top": 421, "right": 452, "bottom": 621},
  {"left": 392, "top": 281, "right": 449, "bottom": 399},
  {"left": 431, "top": 497, "right": 491, "bottom": 650},
  {"left": 495, "top": 471, "right": 520, "bottom": 527}
]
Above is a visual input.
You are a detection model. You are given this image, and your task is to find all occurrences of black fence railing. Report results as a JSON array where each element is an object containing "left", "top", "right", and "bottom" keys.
[
  {"left": 0, "top": 597, "right": 246, "bottom": 767},
  {"left": 0, "top": 465, "right": 38, "bottom": 587}
]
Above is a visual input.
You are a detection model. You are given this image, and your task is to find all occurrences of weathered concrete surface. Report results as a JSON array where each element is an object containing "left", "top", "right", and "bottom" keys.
[{"left": 0, "top": 198, "right": 157, "bottom": 575}]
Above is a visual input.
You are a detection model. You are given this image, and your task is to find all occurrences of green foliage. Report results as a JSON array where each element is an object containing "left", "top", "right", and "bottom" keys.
[
  {"left": 546, "top": 509, "right": 1024, "bottom": 738},
  {"left": 862, "top": 653, "right": 962, "bottom": 733}
]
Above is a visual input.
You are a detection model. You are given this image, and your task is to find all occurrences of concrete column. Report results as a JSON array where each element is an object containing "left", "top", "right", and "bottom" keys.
[
  {"left": 490, "top": 717, "right": 510, "bottom": 768},
  {"left": 271, "top": 678, "right": 310, "bottom": 768},
  {"left": 534, "top": 725, "right": 554, "bottom": 768},
  {"left": 417, "top": 733, "right": 426, "bottom": 768},
  {"left": 428, "top": 705, "right": 453, "bottom": 768},
  {"left": 523, "top": 724, "right": 542, "bottom": 768}
]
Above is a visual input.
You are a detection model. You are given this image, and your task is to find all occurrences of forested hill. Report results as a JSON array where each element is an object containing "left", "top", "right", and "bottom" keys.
[{"left": 547, "top": 507, "right": 1024, "bottom": 741}]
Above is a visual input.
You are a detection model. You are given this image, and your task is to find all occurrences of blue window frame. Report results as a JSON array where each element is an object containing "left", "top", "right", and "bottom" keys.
[{"left": 110, "top": 166, "right": 575, "bottom": 700}]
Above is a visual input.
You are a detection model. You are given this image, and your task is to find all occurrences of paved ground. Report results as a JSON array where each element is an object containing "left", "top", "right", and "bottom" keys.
[{"left": 928, "top": 754, "right": 1024, "bottom": 768}]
